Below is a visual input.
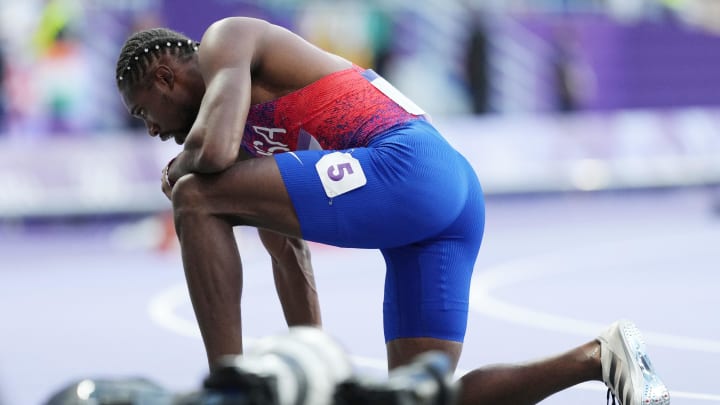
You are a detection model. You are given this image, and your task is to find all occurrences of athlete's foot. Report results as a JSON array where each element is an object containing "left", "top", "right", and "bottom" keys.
[{"left": 598, "top": 320, "right": 670, "bottom": 405}]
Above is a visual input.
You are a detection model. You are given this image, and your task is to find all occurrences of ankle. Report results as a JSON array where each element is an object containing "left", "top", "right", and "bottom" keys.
[{"left": 585, "top": 340, "right": 603, "bottom": 381}]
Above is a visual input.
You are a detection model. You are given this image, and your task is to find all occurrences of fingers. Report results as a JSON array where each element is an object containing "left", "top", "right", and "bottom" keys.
[{"left": 161, "top": 164, "right": 173, "bottom": 200}]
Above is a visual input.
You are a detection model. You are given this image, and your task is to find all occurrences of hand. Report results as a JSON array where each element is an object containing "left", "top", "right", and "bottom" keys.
[{"left": 161, "top": 158, "right": 176, "bottom": 200}]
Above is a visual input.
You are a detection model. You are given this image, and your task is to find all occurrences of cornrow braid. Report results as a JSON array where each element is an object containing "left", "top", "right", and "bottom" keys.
[{"left": 115, "top": 28, "right": 199, "bottom": 90}]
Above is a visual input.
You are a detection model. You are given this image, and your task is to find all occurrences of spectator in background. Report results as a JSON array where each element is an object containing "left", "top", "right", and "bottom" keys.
[
  {"left": 31, "top": 0, "right": 92, "bottom": 134},
  {"left": 365, "top": 6, "right": 395, "bottom": 77},
  {"left": 465, "top": 14, "right": 490, "bottom": 114},
  {"left": 550, "top": 22, "right": 596, "bottom": 113},
  {"left": 295, "top": 1, "right": 385, "bottom": 72}
]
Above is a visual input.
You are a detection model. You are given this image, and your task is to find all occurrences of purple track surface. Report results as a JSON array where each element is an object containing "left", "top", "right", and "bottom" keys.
[{"left": 1, "top": 188, "right": 718, "bottom": 404}]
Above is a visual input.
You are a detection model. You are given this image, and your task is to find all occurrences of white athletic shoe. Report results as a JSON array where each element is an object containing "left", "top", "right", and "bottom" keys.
[{"left": 598, "top": 320, "right": 670, "bottom": 405}]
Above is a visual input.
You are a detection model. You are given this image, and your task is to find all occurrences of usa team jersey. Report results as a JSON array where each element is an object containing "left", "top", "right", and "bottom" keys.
[
  {"left": 242, "top": 66, "right": 426, "bottom": 156},
  {"left": 265, "top": 67, "right": 484, "bottom": 344}
]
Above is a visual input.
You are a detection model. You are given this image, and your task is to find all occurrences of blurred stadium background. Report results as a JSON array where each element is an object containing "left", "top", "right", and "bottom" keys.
[{"left": 1, "top": 0, "right": 719, "bottom": 404}]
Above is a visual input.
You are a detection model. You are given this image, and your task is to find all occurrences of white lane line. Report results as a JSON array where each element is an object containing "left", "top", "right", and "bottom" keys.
[
  {"left": 148, "top": 282, "right": 390, "bottom": 372},
  {"left": 150, "top": 280, "right": 720, "bottom": 402},
  {"left": 147, "top": 228, "right": 720, "bottom": 402},
  {"left": 469, "top": 249, "right": 720, "bottom": 401},
  {"left": 469, "top": 254, "right": 720, "bottom": 353},
  {"left": 148, "top": 282, "right": 202, "bottom": 339}
]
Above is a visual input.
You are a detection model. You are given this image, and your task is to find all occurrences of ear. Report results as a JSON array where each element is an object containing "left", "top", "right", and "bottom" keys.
[{"left": 154, "top": 64, "right": 175, "bottom": 90}]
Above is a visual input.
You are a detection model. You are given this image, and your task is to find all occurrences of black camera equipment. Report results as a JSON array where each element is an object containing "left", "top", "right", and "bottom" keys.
[{"left": 44, "top": 327, "right": 459, "bottom": 405}]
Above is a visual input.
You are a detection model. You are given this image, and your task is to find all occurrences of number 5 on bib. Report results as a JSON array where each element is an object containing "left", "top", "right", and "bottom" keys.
[{"left": 316, "top": 152, "right": 367, "bottom": 198}]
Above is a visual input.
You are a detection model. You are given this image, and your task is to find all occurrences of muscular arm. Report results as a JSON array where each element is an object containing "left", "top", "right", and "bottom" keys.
[
  {"left": 165, "top": 17, "right": 351, "bottom": 185},
  {"left": 167, "top": 18, "right": 267, "bottom": 184},
  {"left": 160, "top": 19, "right": 343, "bottom": 367}
]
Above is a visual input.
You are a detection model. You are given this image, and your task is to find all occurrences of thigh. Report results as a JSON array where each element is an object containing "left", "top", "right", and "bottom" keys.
[
  {"left": 381, "top": 163, "right": 484, "bottom": 345},
  {"left": 382, "top": 233, "right": 476, "bottom": 371},
  {"left": 171, "top": 154, "right": 303, "bottom": 237},
  {"left": 381, "top": 237, "right": 479, "bottom": 344}
]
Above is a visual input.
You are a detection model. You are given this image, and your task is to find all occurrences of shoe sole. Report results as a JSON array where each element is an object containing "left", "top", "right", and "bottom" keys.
[{"left": 611, "top": 320, "right": 671, "bottom": 405}]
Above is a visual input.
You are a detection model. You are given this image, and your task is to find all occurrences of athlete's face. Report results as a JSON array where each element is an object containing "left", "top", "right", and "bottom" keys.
[{"left": 121, "top": 65, "right": 200, "bottom": 145}]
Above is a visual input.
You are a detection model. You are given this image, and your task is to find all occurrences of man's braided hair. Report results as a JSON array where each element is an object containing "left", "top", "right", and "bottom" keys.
[{"left": 115, "top": 28, "right": 199, "bottom": 91}]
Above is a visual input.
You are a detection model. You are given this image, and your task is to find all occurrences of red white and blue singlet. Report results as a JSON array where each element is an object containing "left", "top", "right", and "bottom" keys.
[
  {"left": 242, "top": 66, "right": 426, "bottom": 155},
  {"left": 255, "top": 66, "right": 485, "bottom": 343}
]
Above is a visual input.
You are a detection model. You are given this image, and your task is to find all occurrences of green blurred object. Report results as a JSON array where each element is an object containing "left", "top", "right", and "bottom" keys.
[{"left": 33, "top": 0, "right": 74, "bottom": 54}]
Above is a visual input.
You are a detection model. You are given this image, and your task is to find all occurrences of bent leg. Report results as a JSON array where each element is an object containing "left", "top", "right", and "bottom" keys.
[
  {"left": 381, "top": 232, "right": 478, "bottom": 372},
  {"left": 382, "top": 158, "right": 484, "bottom": 372},
  {"left": 458, "top": 340, "right": 602, "bottom": 405},
  {"left": 387, "top": 337, "right": 462, "bottom": 371},
  {"left": 170, "top": 156, "right": 304, "bottom": 369},
  {"left": 382, "top": 239, "right": 471, "bottom": 372},
  {"left": 257, "top": 229, "right": 322, "bottom": 328}
]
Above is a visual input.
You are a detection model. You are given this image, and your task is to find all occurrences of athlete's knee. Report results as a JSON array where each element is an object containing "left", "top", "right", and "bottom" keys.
[
  {"left": 387, "top": 337, "right": 462, "bottom": 371},
  {"left": 170, "top": 174, "right": 208, "bottom": 217}
]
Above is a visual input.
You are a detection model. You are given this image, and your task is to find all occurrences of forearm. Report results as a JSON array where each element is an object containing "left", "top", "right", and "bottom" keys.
[
  {"left": 166, "top": 149, "right": 225, "bottom": 185},
  {"left": 167, "top": 142, "right": 254, "bottom": 186},
  {"left": 259, "top": 230, "right": 322, "bottom": 327}
]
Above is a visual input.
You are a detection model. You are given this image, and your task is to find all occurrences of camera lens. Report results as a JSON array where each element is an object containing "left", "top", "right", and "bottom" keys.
[{"left": 206, "top": 327, "right": 353, "bottom": 405}]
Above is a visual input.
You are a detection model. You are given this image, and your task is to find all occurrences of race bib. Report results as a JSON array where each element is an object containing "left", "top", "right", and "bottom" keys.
[{"left": 315, "top": 152, "right": 367, "bottom": 198}]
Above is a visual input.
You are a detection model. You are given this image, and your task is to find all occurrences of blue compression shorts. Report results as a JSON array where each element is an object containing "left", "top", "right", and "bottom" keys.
[{"left": 274, "top": 120, "right": 485, "bottom": 342}]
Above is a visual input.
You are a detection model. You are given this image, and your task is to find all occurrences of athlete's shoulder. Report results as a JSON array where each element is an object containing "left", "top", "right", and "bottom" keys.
[
  {"left": 201, "top": 17, "right": 270, "bottom": 48},
  {"left": 206, "top": 16, "right": 270, "bottom": 35},
  {"left": 196, "top": 17, "right": 273, "bottom": 73}
]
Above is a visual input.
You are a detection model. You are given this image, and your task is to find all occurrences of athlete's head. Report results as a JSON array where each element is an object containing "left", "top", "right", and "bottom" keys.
[{"left": 115, "top": 28, "right": 204, "bottom": 144}]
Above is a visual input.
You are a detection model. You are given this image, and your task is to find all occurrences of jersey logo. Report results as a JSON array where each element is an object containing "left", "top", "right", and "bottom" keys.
[{"left": 251, "top": 126, "right": 291, "bottom": 156}]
